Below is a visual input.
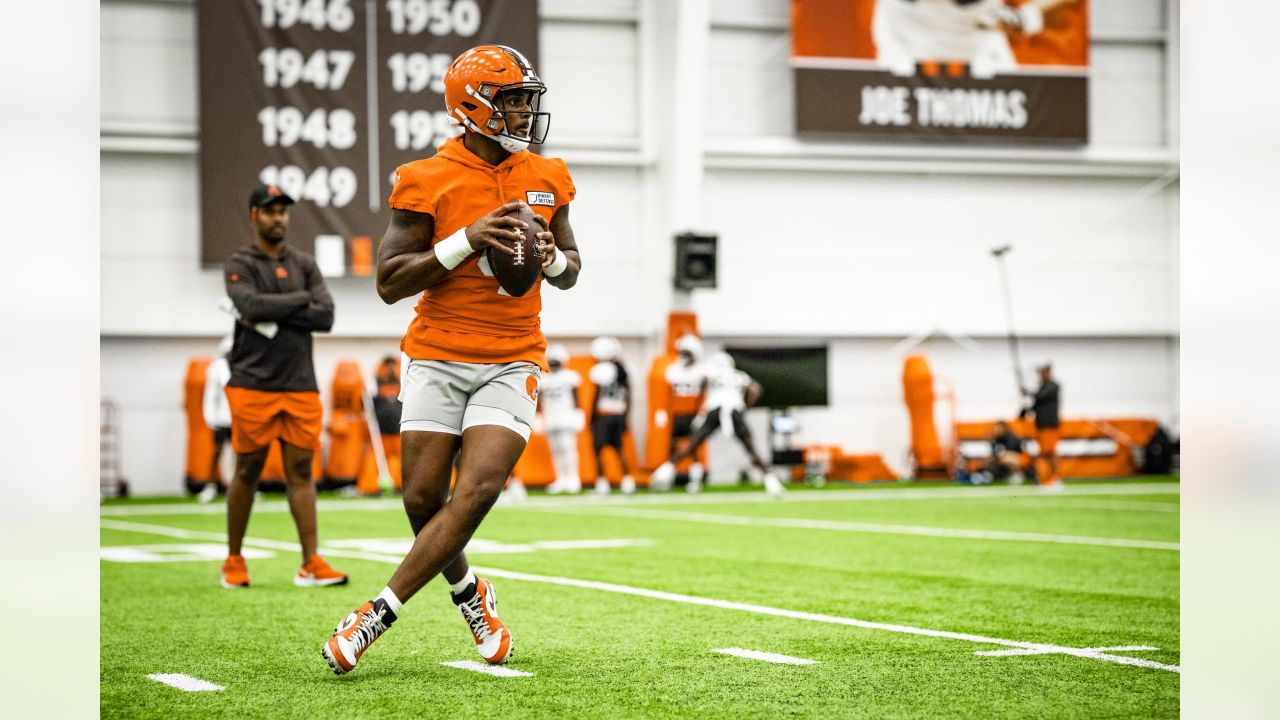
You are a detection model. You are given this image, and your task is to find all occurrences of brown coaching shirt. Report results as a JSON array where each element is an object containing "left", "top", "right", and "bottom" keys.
[{"left": 223, "top": 244, "right": 333, "bottom": 393}]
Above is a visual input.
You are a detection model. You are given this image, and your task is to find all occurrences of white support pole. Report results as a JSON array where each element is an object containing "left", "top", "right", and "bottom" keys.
[{"left": 667, "top": 0, "right": 710, "bottom": 312}]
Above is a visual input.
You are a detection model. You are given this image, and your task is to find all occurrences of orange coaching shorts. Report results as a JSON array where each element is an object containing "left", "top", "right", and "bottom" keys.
[
  {"left": 225, "top": 387, "right": 322, "bottom": 454},
  {"left": 1036, "top": 428, "right": 1061, "bottom": 456}
]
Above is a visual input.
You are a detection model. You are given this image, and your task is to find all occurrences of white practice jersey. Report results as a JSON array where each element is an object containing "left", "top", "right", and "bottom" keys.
[
  {"left": 589, "top": 361, "right": 630, "bottom": 416},
  {"left": 703, "top": 365, "right": 752, "bottom": 413},
  {"left": 873, "top": 0, "right": 1015, "bottom": 75},
  {"left": 664, "top": 360, "right": 705, "bottom": 415},
  {"left": 540, "top": 368, "right": 581, "bottom": 429}
]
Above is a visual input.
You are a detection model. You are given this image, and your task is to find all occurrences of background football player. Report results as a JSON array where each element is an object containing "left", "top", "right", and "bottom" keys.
[
  {"left": 322, "top": 44, "right": 581, "bottom": 675},
  {"left": 539, "top": 344, "right": 585, "bottom": 494},
  {"left": 588, "top": 335, "right": 636, "bottom": 495},
  {"left": 656, "top": 352, "right": 786, "bottom": 497},
  {"left": 650, "top": 333, "right": 708, "bottom": 493}
]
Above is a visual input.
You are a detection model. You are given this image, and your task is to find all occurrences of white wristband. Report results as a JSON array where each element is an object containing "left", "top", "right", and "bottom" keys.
[
  {"left": 434, "top": 227, "right": 474, "bottom": 270},
  {"left": 543, "top": 249, "right": 569, "bottom": 278}
]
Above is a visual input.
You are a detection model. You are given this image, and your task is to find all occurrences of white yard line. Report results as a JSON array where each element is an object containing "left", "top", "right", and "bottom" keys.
[
  {"left": 712, "top": 648, "right": 816, "bottom": 665},
  {"left": 146, "top": 673, "right": 224, "bottom": 692},
  {"left": 102, "top": 520, "right": 1179, "bottom": 674},
  {"left": 99, "top": 483, "right": 1180, "bottom": 517},
  {"left": 976, "top": 645, "right": 1158, "bottom": 657},
  {"left": 440, "top": 660, "right": 533, "bottom": 677},
  {"left": 978, "top": 498, "right": 1179, "bottom": 513},
  {"left": 550, "top": 507, "right": 1180, "bottom": 551}
]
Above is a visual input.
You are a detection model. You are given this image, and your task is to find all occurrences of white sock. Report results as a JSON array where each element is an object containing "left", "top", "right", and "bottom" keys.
[
  {"left": 449, "top": 569, "right": 477, "bottom": 596},
  {"left": 376, "top": 586, "right": 404, "bottom": 615}
]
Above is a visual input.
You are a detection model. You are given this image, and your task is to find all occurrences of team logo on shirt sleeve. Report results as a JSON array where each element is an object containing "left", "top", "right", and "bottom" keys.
[{"left": 525, "top": 191, "right": 555, "bottom": 207}]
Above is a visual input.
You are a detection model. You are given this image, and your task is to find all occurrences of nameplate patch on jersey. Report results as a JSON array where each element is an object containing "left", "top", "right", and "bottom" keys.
[{"left": 526, "top": 191, "right": 555, "bottom": 207}]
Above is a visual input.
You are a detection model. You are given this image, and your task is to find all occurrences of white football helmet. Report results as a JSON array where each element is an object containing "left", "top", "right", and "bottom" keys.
[
  {"left": 591, "top": 336, "right": 621, "bottom": 361},
  {"left": 675, "top": 333, "right": 703, "bottom": 360},
  {"left": 546, "top": 344, "right": 569, "bottom": 367}
]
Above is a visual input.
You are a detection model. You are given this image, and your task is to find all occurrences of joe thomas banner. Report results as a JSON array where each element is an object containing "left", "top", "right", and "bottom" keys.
[{"left": 792, "top": 0, "right": 1089, "bottom": 143}]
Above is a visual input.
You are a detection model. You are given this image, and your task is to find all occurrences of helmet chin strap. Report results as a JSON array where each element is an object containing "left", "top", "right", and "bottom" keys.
[
  {"left": 497, "top": 135, "right": 529, "bottom": 153},
  {"left": 457, "top": 111, "right": 530, "bottom": 154}
]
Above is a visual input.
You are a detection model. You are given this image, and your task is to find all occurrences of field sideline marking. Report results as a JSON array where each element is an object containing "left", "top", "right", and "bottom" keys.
[
  {"left": 98, "top": 483, "right": 1179, "bottom": 517},
  {"left": 147, "top": 673, "right": 224, "bottom": 692},
  {"left": 545, "top": 507, "right": 1180, "bottom": 551},
  {"left": 713, "top": 648, "right": 816, "bottom": 665},
  {"left": 440, "top": 660, "right": 533, "bottom": 677},
  {"left": 102, "top": 519, "right": 1179, "bottom": 674}
]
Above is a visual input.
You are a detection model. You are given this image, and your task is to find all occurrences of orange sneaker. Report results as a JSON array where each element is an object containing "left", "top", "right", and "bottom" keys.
[
  {"left": 295, "top": 555, "right": 349, "bottom": 587},
  {"left": 456, "top": 577, "right": 513, "bottom": 664},
  {"left": 322, "top": 599, "right": 396, "bottom": 675},
  {"left": 221, "top": 554, "right": 250, "bottom": 588}
]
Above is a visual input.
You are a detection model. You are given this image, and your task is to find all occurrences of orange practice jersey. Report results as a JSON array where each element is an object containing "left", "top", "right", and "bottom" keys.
[{"left": 390, "top": 136, "right": 575, "bottom": 364}]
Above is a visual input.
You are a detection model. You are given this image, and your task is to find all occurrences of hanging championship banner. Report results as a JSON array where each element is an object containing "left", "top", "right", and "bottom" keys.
[
  {"left": 791, "top": 0, "right": 1089, "bottom": 143},
  {"left": 197, "top": 0, "right": 538, "bottom": 271}
]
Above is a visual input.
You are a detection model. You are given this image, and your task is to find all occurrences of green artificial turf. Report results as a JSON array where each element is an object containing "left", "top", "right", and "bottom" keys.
[{"left": 101, "top": 479, "right": 1179, "bottom": 718}]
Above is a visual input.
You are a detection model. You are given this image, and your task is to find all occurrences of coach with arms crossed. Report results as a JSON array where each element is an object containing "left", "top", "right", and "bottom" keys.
[{"left": 219, "top": 183, "right": 348, "bottom": 590}]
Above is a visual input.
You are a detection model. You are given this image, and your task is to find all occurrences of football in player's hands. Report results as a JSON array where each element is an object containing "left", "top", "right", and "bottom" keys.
[{"left": 486, "top": 203, "right": 545, "bottom": 297}]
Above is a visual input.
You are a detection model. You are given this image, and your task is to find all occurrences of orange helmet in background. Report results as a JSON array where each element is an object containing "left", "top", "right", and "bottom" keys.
[{"left": 443, "top": 45, "right": 549, "bottom": 153}]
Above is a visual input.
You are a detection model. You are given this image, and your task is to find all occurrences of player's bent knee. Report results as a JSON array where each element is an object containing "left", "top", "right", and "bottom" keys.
[
  {"left": 402, "top": 488, "right": 445, "bottom": 519},
  {"left": 449, "top": 481, "right": 503, "bottom": 522}
]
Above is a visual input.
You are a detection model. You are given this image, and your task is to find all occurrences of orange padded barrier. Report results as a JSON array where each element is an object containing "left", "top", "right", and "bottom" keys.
[
  {"left": 184, "top": 358, "right": 216, "bottom": 485},
  {"left": 793, "top": 445, "right": 900, "bottom": 483},
  {"left": 326, "top": 361, "right": 374, "bottom": 489},
  {"left": 953, "top": 418, "right": 1160, "bottom": 479},
  {"left": 903, "top": 355, "right": 949, "bottom": 478}
]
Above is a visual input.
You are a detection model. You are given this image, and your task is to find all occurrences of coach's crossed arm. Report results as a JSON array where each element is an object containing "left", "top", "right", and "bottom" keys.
[
  {"left": 225, "top": 259, "right": 310, "bottom": 322},
  {"left": 282, "top": 259, "right": 335, "bottom": 332}
]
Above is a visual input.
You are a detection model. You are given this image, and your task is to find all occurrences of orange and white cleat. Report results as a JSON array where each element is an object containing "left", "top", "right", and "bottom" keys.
[
  {"left": 221, "top": 554, "right": 250, "bottom": 588},
  {"left": 322, "top": 599, "right": 396, "bottom": 675},
  {"left": 1038, "top": 478, "right": 1065, "bottom": 493},
  {"left": 456, "top": 577, "right": 513, "bottom": 664},
  {"left": 295, "top": 555, "right": 349, "bottom": 587}
]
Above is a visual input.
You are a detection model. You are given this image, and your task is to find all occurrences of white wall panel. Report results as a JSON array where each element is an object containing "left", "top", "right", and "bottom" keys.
[
  {"left": 1090, "top": 44, "right": 1166, "bottom": 146},
  {"left": 1091, "top": 0, "right": 1166, "bottom": 34},
  {"left": 540, "top": 21, "right": 640, "bottom": 143},
  {"left": 101, "top": 1, "right": 197, "bottom": 129},
  {"left": 694, "top": 168, "right": 1176, "bottom": 336},
  {"left": 705, "top": 28, "right": 793, "bottom": 139}
]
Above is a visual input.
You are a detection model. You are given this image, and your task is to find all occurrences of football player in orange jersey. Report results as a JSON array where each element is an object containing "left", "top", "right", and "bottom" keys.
[{"left": 323, "top": 45, "right": 581, "bottom": 676}]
